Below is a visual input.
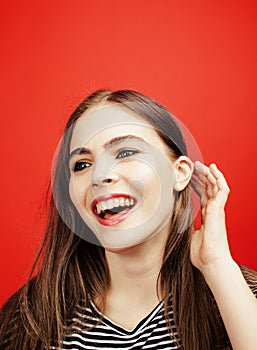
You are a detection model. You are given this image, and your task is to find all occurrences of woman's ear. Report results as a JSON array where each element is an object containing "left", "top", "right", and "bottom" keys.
[{"left": 173, "top": 156, "right": 194, "bottom": 191}]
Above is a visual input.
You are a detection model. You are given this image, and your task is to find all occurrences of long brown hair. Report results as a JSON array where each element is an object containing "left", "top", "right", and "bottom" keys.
[{"left": 1, "top": 89, "right": 256, "bottom": 349}]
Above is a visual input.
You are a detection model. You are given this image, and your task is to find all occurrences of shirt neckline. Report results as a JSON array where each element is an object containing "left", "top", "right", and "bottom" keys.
[{"left": 89, "top": 299, "right": 164, "bottom": 335}]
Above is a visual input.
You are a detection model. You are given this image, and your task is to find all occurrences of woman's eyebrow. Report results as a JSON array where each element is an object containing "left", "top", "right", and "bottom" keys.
[
  {"left": 69, "top": 147, "right": 91, "bottom": 160},
  {"left": 103, "top": 135, "right": 147, "bottom": 149},
  {"left": 69, "top": 135, "right": 148, "bottom": 160}
]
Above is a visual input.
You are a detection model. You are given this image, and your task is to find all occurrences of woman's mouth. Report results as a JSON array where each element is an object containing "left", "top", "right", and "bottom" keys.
[{"left": 91, "top": 194, "right": 137, "bottom": 226}]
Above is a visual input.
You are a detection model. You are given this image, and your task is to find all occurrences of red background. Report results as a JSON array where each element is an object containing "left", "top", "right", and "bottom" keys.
[{"left": 1, "top": 0, "right": 257, "bottom": 306}]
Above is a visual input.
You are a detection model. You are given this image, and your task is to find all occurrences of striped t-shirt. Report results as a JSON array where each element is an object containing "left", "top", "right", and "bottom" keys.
[
  {"left": 60, "top": 272, "right": 257, "bottom": 350},
  {"left": 61, "top": 300, "right": 180, "bottom": 350},
  {"left": 2, "top": 267, "right": 257, "bottom": 349}
]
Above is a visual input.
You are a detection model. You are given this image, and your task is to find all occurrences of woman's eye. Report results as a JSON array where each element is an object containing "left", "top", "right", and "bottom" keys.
[
  {"left": 73, "top": 161, "right": 92, "bottom": 172},
  {"left": 116, "top": 150, "right": 138, "bottom": 159}
]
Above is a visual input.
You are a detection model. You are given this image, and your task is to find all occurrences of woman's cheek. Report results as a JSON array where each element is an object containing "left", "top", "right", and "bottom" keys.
[
  {"left": 123, "top": 161, "right": 161, "bottom": 206},
  {"left": 122, "top": 159, "right": 159, "bottom": 177},
  {"left": 69, "top": 174, "right": 90, "bottom": 209}
]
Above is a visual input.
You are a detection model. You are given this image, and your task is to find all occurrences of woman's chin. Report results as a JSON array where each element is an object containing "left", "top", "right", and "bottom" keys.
[{"left": 97, "top": 234, "right": 146, "bottom": 252}]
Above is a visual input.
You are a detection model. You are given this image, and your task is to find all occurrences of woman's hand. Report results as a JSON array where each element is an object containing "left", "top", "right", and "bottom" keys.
[
  {"left": 190, "top": 161, "right": 233, "bottom": 274},
  {"left": 190, "top": 162, "right": 257, "bottom": 350}
]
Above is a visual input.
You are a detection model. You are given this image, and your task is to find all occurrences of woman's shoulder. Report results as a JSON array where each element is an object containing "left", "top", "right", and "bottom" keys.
[
  {"left": 0, "top": 289, "right": 22, "bottom": 349},
  {"left": 1, "top": 277, "right": 36, "bottom": 313},
  {"left": 1, "top": 284, "right": 24, "bottom": 319},
  {"left": 0, "top": 278, "right": 36, "bottom": 349},
  {"left": 239, "top": 264, "right": 257, "bottom": 296}
]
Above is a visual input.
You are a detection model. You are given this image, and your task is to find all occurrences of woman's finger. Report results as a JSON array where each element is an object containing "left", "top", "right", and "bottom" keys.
[
  {"left": 191, "top": 174, "right": 206, "bottom": 196},
  {"left": 194, "top": 162, "right": 216, "bottom": 185},
  {"left": 209, "top": 164, "right": 230, "bottom": 207},
  {"left": 194, "top": 161, "right": 218, "bottom": 199}
]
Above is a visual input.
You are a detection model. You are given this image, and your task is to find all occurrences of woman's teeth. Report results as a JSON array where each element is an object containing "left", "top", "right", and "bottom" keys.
[{"left": 96, "top": 197, "right": 135, "bottom": 214}]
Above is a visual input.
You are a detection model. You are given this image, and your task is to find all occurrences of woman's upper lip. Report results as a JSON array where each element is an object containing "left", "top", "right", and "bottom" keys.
[{"left": 91, "top": 193, "right": 136, "bottom": 211}]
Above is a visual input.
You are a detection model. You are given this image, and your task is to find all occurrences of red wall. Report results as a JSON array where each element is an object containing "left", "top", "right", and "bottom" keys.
[{"left": 1, "top": 0, "right": 257, "bottom": 306}]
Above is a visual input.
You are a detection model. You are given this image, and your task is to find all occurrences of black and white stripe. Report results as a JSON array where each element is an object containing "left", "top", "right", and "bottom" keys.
[
  {"left": 60, "top": 274, "right": 257, "bottom": 350},
  {"left": 2, "top": 268, "right": 257, "bottom": 349},
  {"left": 61, "top": 300, "right": 180, "bottom": 350}
]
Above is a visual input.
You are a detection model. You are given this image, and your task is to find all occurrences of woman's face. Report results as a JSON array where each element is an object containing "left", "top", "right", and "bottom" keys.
[{"left": 68, "top": 104, "right": 178, "bottom": 250}]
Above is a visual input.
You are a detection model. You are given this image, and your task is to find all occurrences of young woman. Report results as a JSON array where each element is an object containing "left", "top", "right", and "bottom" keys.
[{"left": 1, "top": 89, "right": 257, "bottom": 350}]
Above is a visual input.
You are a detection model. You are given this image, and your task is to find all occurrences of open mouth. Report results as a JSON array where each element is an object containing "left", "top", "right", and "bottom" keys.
[{"left": 91, "top": 195, "right": 137, "bottom": 223}]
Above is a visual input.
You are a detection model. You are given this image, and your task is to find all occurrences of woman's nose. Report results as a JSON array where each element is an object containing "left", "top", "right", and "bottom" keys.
[
  {"left": 92, "top": 175, "right": 119, "bottom": 188},
  {"left": 91, "top": 153, "right": 119, "bottom": 188}
]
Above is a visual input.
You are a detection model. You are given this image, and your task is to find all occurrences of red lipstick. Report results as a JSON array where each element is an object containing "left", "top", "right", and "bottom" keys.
[{"left": 91, "top": 193, "right": 137, "bottom": 226}]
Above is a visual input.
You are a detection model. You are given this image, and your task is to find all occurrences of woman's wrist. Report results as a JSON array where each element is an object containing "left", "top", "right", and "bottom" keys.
[{"left": 200, "top": 257, "right": 239, "bottom": 288}]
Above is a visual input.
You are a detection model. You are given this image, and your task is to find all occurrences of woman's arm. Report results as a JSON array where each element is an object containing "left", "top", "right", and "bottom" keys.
[{"left": 190, "top": 162, "right": 257, "bottom": 350}]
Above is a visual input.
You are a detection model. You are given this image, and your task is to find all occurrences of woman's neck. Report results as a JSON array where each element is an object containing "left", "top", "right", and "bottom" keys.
[
  {"left": 93, "top": 226, "right": 171, "bottom": 330},
  {"left": 105, "top": 230, "right": 168, "bottom": 306}
]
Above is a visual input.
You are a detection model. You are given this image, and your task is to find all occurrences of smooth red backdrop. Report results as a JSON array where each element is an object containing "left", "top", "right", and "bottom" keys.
[{"left": 1, "top": 0, "right": 257, "bottom": 306}]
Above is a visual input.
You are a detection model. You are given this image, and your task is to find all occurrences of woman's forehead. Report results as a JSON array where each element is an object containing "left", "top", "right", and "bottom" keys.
[{"left": 70, "top": 105, "right": 159, "bottom": 152}]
